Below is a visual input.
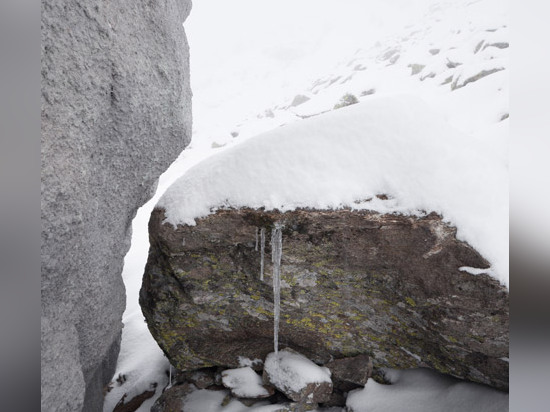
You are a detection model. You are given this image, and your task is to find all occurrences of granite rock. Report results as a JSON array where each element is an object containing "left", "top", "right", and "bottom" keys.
[{"left": 41, "top": 1, "right": 192, "bottom": 410}]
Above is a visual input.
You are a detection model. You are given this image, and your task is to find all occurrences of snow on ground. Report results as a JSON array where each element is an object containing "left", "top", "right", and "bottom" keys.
[
  {"left": 346, "top": 368, "right": 509, "bottom": 412},
  {"left": 182, "top": 389, "right": 285, "bottom": 412},
  {"left": 264, "top": 349, "right": 332, "bottom": 394},
  {"left": 104, "top": 0, "right": 508, "bottom": 410}
]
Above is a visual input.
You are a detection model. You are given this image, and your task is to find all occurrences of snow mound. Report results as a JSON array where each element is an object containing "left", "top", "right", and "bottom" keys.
[
  {"left": 221, "top": 367, "right": 270, "bottom": 398},
  {"left": 158, "top": 95, "right": 508, "bottom": 286},
  {"left": 346, "top": 368, "right": 508, "bottom": 412},
  {"left": 183, "top": 389, "right": 282, "bottom": 412},
  {"left": 263, "top": 349, "right": 331, "bottom": 393}
]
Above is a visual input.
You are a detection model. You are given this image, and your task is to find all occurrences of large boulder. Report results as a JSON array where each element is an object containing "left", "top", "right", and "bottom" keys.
[
  {"left": 41, "top": 1, "right": 192, "bottom": 410},
  {"left": 140, "top": 207, "right": 509, "bottom": 391}
]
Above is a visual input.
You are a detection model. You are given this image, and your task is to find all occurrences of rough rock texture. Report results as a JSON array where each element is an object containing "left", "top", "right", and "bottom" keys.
[
  {"left": 112, "top": 389, "right": 155, "bottom": 412},
  {"left": 141, "top": 208, "right": 509, "bottom": 391},
  {"left": 41, "top": 1, "right": 192, "bottom": 410},
  {"left": 174, "top": 367, "right": 218, "bottom": 389},
  {"left": 325, "top": 354, "right": 372, "bottom": 392},
  {"left": 263, "top": 349, "right": 333, "bottom": 405},
  {"left": 150, "top": 383, "right": 195, "bottom": 412},
  {"left": 263, "top": 374, "right": 332, "bottom": 405}
]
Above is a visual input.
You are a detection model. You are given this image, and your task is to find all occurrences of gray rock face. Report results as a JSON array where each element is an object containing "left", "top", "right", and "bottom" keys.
[
  {"left": 41, "top": 1, "right": 192, "bottom": 410},
  {"left": 141, "top": 207, "right": 509, "bottom": 391}
]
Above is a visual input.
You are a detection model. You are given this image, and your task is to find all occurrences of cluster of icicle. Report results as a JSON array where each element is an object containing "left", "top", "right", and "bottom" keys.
[{"left": 255, "top": 224, "right": 283, "bottom": 354}]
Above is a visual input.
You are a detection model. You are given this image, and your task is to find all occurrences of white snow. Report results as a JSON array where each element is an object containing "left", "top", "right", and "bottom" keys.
[
  {"left": 182, "top": 390, "right": 283, "bottom": 412},
  {"left": 221, "top": 367, "right": 270, "bottom": 398},
  {"left": 238, "top": 356, "right": 263, "bottom": 369},
  {"left": 264, "top": 349, "right": 331, "bottom": 393},
  {"left": 459, "top": 266, "right": 494, "bottom": 276},
  {"left": 159, "top": 95, "right": 508, "bottom": 286},
  {"left": 101, "top": 311, "right": 169, "bottom": 412},
  {"left": 346, "top": 368, "right": 508, "bottom": 412}
]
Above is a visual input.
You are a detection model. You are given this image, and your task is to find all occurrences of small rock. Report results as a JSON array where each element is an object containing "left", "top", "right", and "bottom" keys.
[
  {"left": 325, "top": 354, "right": 372, "bottom": 392},
  {"left": 321, "top": 388, "right": 347, "bottom": 407},
  {"left": 388, "top": 54, "right": 400, "bottom": 65},
  {"left": 174, "top": 368, "right": 216, "bottom": 389},
  {"left": 446, "top": 59, "right": 462, "bottom": 69},
  {"left": 408, "top": 64, "right": 425, "bottom": 75},
  {"left": 151, "top": 383, "right": 194, "bottom": 412},
  {"left": 263, "top": 349, "right": 333, "bottom": 404},
  {"left": 113, "top": 389, "right": 155, "bottom": 412},
  {"left": 361, "top": 88, "right": 376, "bottom": 96},
  {"left": 221, "top": 367, "right": 274, "bottom": 399},
  {"left": 290, "top": 95, "right": 311, "bottom": 107},
  {"left": 483, "top": 42, "right": 509, "bottom": 50}
]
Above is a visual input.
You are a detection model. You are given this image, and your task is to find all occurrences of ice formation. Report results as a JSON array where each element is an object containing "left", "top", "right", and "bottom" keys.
[
  {"left": 270, "top": 224, "right": 283, "bottom": 354},
  {"left": 260, "top": 227, "right": 266, "bottom": 281}
]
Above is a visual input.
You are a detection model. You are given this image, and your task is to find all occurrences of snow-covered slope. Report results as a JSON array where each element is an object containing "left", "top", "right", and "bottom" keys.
[
  {"left": 187, "top": 0, "right": 508, "bottom": 150},
  {"left": 104, "top": 1, "right": 508, "bottom": 410}
]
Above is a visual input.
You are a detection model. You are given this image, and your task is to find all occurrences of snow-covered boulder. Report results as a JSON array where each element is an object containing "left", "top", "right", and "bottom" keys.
[
  {"left": 140, "top": 96, "right": 508, "bottom": 391},
  {"left": 263, "top": 349, "right": 333, "bottom": 404},
  {"left": 222, "top": 367, "right": 275, "bottom": 398}
]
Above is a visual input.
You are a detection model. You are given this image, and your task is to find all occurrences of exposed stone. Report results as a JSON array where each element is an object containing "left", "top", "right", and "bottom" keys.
[
  {"left": 360, "top": 88, "right": 376, "bottom": 96},
  {"left": 321, "top": 389, "right": 347, "bottom": 407},
  {"left": 429, "top": 48, "right": 440, "bottom": 55},
  {"left": 140, "top": 207, "right": 509, "bottom": 391},
  {"left": 112, "top": 388, "right": 155, "bottom": 412},
  {"left": 41, "top": 1, "right": 192, "bottom": 410},
  {"left": 262, "top": 349, "right": 333, "bottom": 404},
  {"left": 408, "top": 64, "right": 425, "bottom": 75},
  {"left": 290, "top": 95, "right": 311, "bottom": 107},
  {"left": 381, "top": 48, "right": 399, "bottom": 61},
  {"left": 483, "top": 42, "right": 509, "bottom": 50},
  {"left": 150, "top": 383, "right": 195, "bottom": 412},
  {"left": 174, "top": 367, "right": 217, "bottom": 389},
  {"left": 420, "top": 72, "right": 436, "bottom": 81},
  {"left": 474, "top": 40, "right": 485, "bottom": 54},
  {"left": 325, "top": 354, "right": 372, "bottom": 392},
  {"left": 388, "top": 54, "right": 400, "bottom": 65},
  {"left": 446, "top": 59, "right": 462, "bottom": 69},
  {"left": 451, "top": 68, "right": 505, "bottom": 90}
]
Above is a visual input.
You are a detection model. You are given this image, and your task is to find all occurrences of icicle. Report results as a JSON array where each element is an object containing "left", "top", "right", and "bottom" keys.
[
  {"left": 255, "top": 227, "right": 259, "bottom": 251},
  {"left": 271, "top": 223, "right": 283, "bottom": 354},
  {"left": 169, "top": 363, "right": 172, "bottom": 388},
  {"left": 260, "top": 228, "right": 265, "bottom": 281}
]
